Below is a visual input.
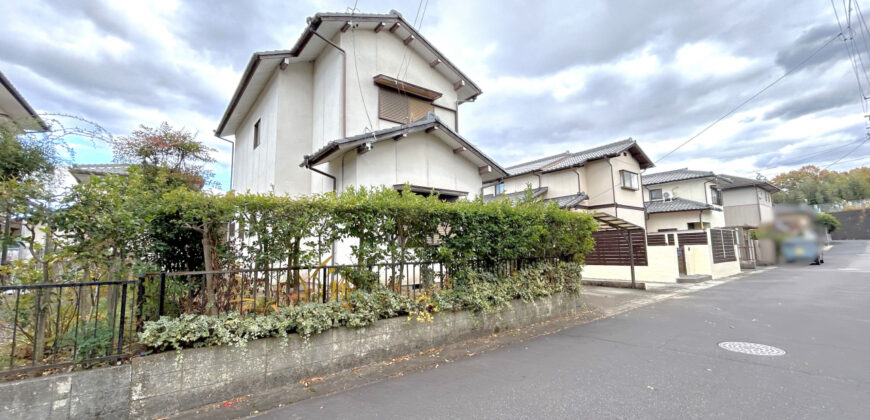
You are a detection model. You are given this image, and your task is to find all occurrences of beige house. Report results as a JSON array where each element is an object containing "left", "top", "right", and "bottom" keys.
[
  {"left": 718, "top": 174, "right": 779, "bottom": 267},
  {"left": 216, "top": 10, "right": 506, "bottom": 198},
  {"left": 641, "top": 169, "right": 743, "bottom": 279},
  {"left": 482, "top": 139, "right": 672, "bottom": 283},
  {"left": 482, "top": 138, "right": 653, "bottom": 228}
]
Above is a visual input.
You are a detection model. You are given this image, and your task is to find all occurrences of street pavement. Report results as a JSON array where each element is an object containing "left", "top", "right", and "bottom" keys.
[{"left": 258, "top": 241, "right": 870, "bottom": 419}]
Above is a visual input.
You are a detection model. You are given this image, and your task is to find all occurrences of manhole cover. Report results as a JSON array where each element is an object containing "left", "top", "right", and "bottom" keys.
[{"left": 718, "top": 341, "right": 786, "bottom": 356}]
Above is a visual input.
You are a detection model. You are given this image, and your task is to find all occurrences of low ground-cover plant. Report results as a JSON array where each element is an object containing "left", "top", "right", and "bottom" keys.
[{"left": 138, "top": 261, "right": 583, "bottom": 351}]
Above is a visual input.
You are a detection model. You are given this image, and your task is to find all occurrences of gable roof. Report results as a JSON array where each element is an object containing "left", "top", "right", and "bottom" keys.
[
  {"left": 500, "top": 138, "right": 654, "bottom": 179},
  {"left": 69, "top": 163, "right": 130, "bottom": 184},
  {"left": 301, "top": 112, "right": 507, "bottom": 182},
  {"left": 483, "top": 186, "right": 548, "bottom": 203},
  {"left": 645, "top": 197, "right": 714, "bottom": 214},
  {"left": 216, "top": 10, "right": 482, "bottom": 137},
  {"left": 0, "top": 70, "right": 47, "bottom": 131},
  {"left": 718, "top": 174, "right": 780, "bottom": 192},
  {"left": 642, "top": 168, "right": 717, "bottom": 186}
]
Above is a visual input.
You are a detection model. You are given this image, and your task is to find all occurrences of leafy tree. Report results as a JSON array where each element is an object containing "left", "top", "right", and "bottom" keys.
[
  {"left": 113, "top": 122, "right": 215, "bottom": 188},
  {"left": 772, "top": 165, "right": 870, "bottom": 205},
  {"left": 816, "top": 212, "right": 841, "bottom": 233}
]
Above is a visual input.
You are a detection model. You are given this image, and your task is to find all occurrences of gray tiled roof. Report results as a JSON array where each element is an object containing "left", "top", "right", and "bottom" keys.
[
  {"left": 302, "top": 112, "right": 506, "bottom": 177},
  {"left": 483, "top": 187, "right": 548, "bottom": 203},
  {"left": 642, "top": 168, "right": 715, "bottom": 186},
  {"left": 503, "top": 138, "right": 652, "bottom": 177},
  {"left": 69, "top": 163, "right": 130, "bottom": 176},
  {"left": 505, "top": 153, "right": 571, "bottom": 176},
  {"left": 546, "top": 192, "right": 590, "bottom": 209},
  {"left": 545, "top": 139, "right": 638, "bottom": 172},
  {"left": 718, "top": 174, "right": 780, "bottom": 192},
  {"left": 645, "top": 197, "right": 713, "bottom": 214}
]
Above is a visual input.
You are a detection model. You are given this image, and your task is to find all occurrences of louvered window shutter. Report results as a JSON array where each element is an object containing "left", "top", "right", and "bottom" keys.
[
  {"left": 409, "top": 96, "right": 434, "bottom": 121},
  {"left": 379, "top": 88, "right": 409, "bottom": 123}
]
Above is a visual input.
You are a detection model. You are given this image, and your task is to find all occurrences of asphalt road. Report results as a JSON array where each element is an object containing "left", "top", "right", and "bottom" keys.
[{"left": 258, "top": 241, "right": 870, "bottom": 419}]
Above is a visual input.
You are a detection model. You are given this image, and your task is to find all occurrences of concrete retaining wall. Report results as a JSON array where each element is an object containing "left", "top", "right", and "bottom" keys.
[
  {"left": 0, "top": 293, "right": 585, "bottom": 419},
  {"left": 830, "top": 209, "right": 870, "bottom": 240}
]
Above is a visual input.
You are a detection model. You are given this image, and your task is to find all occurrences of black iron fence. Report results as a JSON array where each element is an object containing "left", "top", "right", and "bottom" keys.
[
  {"left": 0, "top": 257, "right": 554, "bottom": 375},
  {"left": 1, "top": 279, "right": 140, "bottom": 376}
]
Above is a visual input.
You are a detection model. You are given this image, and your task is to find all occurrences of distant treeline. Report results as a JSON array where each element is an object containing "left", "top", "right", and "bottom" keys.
[{"left": 772, "top": 165, "right": 870, "bottom": 205}]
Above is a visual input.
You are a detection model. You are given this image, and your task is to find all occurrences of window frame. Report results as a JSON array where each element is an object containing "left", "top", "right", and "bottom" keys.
[
  {"left": 495, "top": 182, "right": 505, "bottom": 195},
  {"left": 649, "top": 188, "right": 663, "bottom": 201},
  {"left": 711, "top": 186, "right": 722, "bottom": 205},
  {"left": 620, "top": 170, "right": 639, "bottom": 191},
  {"left": 253, "top": 119, "right": 261, "bottom": 149}
]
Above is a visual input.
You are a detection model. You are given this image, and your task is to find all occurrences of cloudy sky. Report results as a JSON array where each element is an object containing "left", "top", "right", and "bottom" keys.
[{"left": 2, "top": 0, "right": 869, "bottom": 189}]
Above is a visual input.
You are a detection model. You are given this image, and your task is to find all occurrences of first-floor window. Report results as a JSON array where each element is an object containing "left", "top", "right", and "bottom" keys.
[{"left": 620, "top": 170, "right": 639, "bottom": 190}]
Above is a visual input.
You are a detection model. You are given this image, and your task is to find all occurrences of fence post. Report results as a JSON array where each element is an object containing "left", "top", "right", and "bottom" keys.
[
  {"left": 117, "top": 283, "right": 128, "bottom": 353},
  {"left": 136, "top": 275, "right": 145, "bottom": 330},
  {"left": 158, "top": 272, "right": 166, "bottom": 317},
  {"left": 322, "top": 267, "right": 327, "bottom": 303}
]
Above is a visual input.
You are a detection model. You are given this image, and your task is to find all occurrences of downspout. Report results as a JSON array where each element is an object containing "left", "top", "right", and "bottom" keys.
[
  {"left": 703, "top": 179, "right": 713, "bottom": 205},
  {"left": 301, "top": 157, "right": 337, "bottom": 192},
  {"left": 216, "top": 134, "right": 235, "bottom": 190},
  {"left": 308, "top": 27, "right": 347, "bottom": 138},
  {"left": 607, "top": 158, "right": 617, "bottom": 218},
  {"left": 573, "top": 169, "right": 581, "bottom": 192}
]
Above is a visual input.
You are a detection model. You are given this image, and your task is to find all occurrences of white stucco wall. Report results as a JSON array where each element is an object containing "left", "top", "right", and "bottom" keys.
[
  {"left": 233, "top": 69, "right": 279, "bottom": 193},
  {"left": 312, "top": 34, "right": 344, "bottom": 151},
  {"left": 582, "top": 245, "right": 681, "bottom": 283},
  {"left": 340, "top": 29, "right": 460, "bottom": 138},
  {"left": 274, "top": 62, "right": 314, "bottom": 196},
  {"left": 646, "top": 209, "right": 726, "bottom": 232},
  {"left": 337, "top": 131, "right": 482, "bottom": 197}
]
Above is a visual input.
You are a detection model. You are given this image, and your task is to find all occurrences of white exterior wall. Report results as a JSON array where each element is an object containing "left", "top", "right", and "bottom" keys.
[
  {"left": 233, "top": 70, "right": 280, "bottom": 193},
  {"left": 646, "top": 210, "right": 725, "bottom": 232},
  {"left": 582, "top": 245, "right": 681, "bottom": 283},
  {"left": 723, "top": 186, "right": 774, "bottom": 227},
  {"left": 645, "top": 179, "right": 713, "bottom": 203},
  {"left": 274, "top": 63, "right": 314, "bottom": 195},
  {"left": 339, "top": 131, "right": 482, "bottom": 197},
  {"left": 340, "top": 30, "right": 459, "bottom": 138}
]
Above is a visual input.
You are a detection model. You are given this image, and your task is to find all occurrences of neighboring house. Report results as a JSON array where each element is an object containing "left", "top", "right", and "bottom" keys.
[
  {"left": 482, "top": 138, "right": 653, "bottom": 229},
  {"left": 641, "top": 168, "right": 742, "bottom": 279},
  {"left": 482, "top": 139, "right": 662, "bottom": 282},
  {"left": 216, "top": 10, "right": 506, "bottom": 199},
  {"left": 718, "top": 174, "right": 779, "bottom": 267},
  {"left": 642, "top": 168, "right": 729, "bottom": 232},
  {"left": 69, "top": 163, "right": 130, "bottom": 184},
  {"left": 0, "top": 69, "right": 47, "bottom": 130}
]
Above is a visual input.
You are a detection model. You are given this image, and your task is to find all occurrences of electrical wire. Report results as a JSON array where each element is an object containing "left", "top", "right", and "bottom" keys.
[
  {"left": 823, "top": 134, "right": 870, "bottom": 169},
  {"left": 653, "top": 31, "right": 842, "bottom": 164}
]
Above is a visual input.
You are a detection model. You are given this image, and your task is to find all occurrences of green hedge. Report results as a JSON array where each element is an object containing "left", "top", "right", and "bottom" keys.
[{"left": 138, "top": 261, "right": 584, "bottom": 351}]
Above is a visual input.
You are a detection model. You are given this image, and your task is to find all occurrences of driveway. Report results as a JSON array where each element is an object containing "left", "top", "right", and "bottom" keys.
[{"left": 257, "top": 240, "right": 870, "bottom": 419}]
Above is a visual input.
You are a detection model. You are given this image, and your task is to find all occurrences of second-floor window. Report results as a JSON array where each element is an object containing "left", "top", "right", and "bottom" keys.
[
  {"left": 253, "top": 119, "right": 261, "bottom": 149},
  {"left": 620, "top": 170, "right": 639, "bottom": 190},
  {"left": 649, "top": 188, "right": 663, "bottom": 200},
  {"left": 379, "top": 88, "right": 434, "bottom": 124},
  {"left": 711, "top": 187, "right": 722, "bottom": 205}
]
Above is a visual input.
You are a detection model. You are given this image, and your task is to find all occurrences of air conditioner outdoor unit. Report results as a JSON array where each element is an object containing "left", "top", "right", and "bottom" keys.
[{"left": 663, "top": 192, "right": 672, "bottom": 202}]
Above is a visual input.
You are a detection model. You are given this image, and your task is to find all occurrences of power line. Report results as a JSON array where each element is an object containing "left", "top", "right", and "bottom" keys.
[
  {"left": 823, "top": 134, "right": 870, "bottom": 169},
  {"left": 654, "top": 31, "right": 842, "bottom": 164}
]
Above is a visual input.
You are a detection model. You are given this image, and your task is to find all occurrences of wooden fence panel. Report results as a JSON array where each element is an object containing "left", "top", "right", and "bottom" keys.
[
  {"left": 711, "top": 228, "right": 737, "bottom": 263},
  {"left": 585, "top": 229, "right": 648, "bottom": 266},
  {"left": 678, "top": 231, "right": 708, "bottom": 245}
]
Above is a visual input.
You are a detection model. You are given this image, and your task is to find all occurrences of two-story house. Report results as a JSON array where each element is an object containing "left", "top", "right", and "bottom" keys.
[
  {"left": 482, "top": 138, "right": 654, "bottom": 228},
  {"left": 482, "top": 139, "right": 663, "bottom": 283},
  {"left": 641, "top": 168, "right": 728, "bottom": 232},
  {"left": 718, "top": 174, "right": 779, "bottom": 267},
  {"left": 216, "top": 10, "right": 506, "bottom": 199}
]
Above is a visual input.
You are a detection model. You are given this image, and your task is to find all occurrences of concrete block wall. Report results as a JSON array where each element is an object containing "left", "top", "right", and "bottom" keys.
[{"left": 0, "top": 293, "right": 585, "bottom": 419}]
